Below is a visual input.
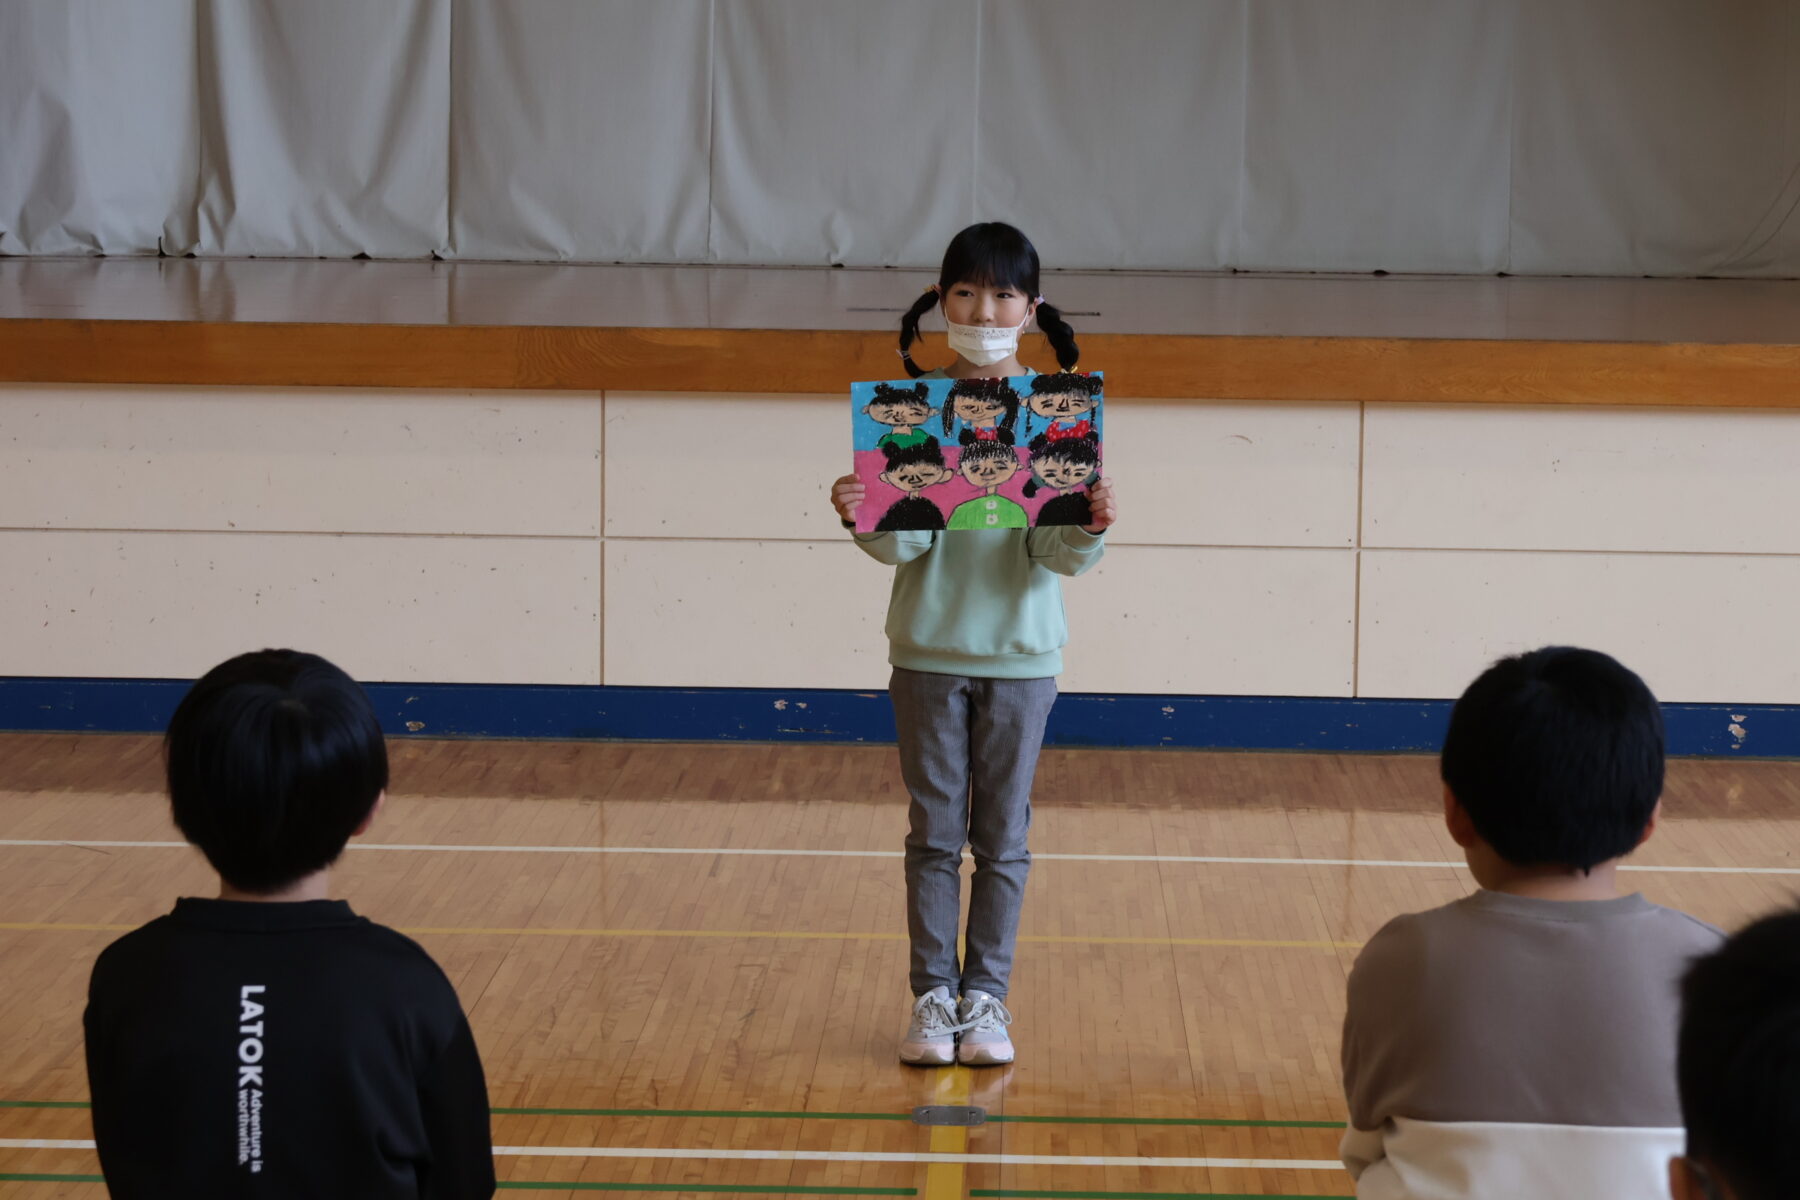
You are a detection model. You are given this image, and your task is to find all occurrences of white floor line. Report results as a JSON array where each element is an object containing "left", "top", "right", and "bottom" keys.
[
  {"left": 1, "top": 838, "right": 1793, "bottom": 875},
  {"left": 0, "top": 1137, "right": 1339, "bottom": 1170}
]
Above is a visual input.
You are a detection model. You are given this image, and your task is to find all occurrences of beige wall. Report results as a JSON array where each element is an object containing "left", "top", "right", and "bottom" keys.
[{"left": 4, "top": 384, "right": 1797, "bottom": 703}]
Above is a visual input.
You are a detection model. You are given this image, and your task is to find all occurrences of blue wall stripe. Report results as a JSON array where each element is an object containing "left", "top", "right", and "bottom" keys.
[{"left": 0, "top": 677, "right": 1790, "bottom": 756}]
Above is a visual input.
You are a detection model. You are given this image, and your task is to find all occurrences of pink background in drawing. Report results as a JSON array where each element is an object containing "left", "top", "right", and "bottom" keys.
[{"left": 852, "top": 445, "right": 1091, "bottom": 533}]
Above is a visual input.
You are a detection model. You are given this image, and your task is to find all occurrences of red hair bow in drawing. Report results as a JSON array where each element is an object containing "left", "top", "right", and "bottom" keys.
[{"left": 1044, "top": 420, "right": 1094, "bottom": 442}]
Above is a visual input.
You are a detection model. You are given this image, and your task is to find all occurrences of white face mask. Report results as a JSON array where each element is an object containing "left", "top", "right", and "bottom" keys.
[{"left": 945, "top": 310, "right": 1032, "bottom": 368}]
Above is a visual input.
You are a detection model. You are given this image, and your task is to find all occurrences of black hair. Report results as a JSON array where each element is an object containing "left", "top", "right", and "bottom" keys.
[
  {"left": 1023, "top": 371, "right": 1104, "bottom": 437},
  {"left": 868, "top": 381, "right": 932, "bottom": 416},
  {"left": 166, "top": 649, "right": 389, "bottom": 894},
  {"left": 957, "top": 439, "right": 1018, "bottom": 468},
  {"left": 942, "top": 378, "right": 1020, "bottom": 444},
  {"left": 1439, "top": 646, "right": 1663, "bottom": 872},
  {"left": 1677, "top": 907, "right": 1800, "bottom": 1200},
  {"left": 1027, "top": 372, "right": 1103, "bottom": 400},
  {"left": 898, "top": 222, "right": 1080, "bottom": 377},
  {"left": 881, "top": 436, "right": 946, "bottom": 471},
  {"left": 1022, "top": 433, "right": 1101, "bottom": 498}
]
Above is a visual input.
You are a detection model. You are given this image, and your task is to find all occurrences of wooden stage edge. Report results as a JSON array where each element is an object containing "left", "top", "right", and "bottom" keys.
[{"left": 3, "top": 318, "right": 1799, "bottom": 405}]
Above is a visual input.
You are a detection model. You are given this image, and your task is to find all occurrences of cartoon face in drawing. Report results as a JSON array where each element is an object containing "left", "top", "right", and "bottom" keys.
[
  {"left": 942, "top": 379, "right": 1021, "bottom": 438},
  {"left": 863, "top": 381, "right": 937, "bottom": 432},
  {"left": 953, "top": 391, "right": 1009, "bottom": 427},
  {"left": 1026, "top": 373, "right": 1102, "bottom": 425},
  {"left": 1033, "top": 444, "right": 1099, "bottom": 492},
  {"left": 957, "top": 440, "right": 1021, "bottom": 491},
  {"left": 878, "top": 439, "right": 953, "bottom": 496}
]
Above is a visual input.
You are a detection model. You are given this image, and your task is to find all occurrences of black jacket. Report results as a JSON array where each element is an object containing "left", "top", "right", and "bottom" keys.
[{"left": 84, "top": 898, "right": 495, "bottom": 1199}]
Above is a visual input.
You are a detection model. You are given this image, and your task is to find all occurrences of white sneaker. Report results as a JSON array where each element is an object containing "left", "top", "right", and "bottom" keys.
[
  {"left": 956, "top": 990, "right": 1014, "bottom": 1065},
  {"left": 899, "top": 986, "right": 961, "bottom": 1065}
]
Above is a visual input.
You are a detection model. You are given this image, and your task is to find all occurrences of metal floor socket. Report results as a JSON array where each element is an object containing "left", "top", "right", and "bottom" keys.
[{"left": 912, "top": 1105, "right": 986, "bottom": 1127}]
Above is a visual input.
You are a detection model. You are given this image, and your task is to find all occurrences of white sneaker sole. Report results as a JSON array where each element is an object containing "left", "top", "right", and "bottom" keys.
[
  {"left": 957, "top": 1043, "right": 1014, "bottom": 1066},
  {"left": 899, "top": 1043, "right": 956, "bottom": 1066}
]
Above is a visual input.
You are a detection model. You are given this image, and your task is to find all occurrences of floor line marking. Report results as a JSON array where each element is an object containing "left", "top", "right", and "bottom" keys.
[
  {"left": 922, "top": 1067, "right": 972, "bottom": 1200},
  {"left": 0, "top": 839, "right": 1786, "bottom": 876},
  {"left": 0, "top": 1099, "right": 1347, "bottom": 1128},
  {"left": 0, "top": 1137, "right": 1344, "bottom": 1170},
  {"left": 0, "top": 922, "right": 1360, "bottom": 950}
]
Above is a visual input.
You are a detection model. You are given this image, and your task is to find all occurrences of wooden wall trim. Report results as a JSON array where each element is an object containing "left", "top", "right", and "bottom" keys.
[{"left": 2, "top": 319, "right": 1797, "bottom": 406}]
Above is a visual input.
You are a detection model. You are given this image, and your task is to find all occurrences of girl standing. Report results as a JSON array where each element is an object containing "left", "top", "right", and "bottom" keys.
[{"left": 829, "top": 223, "right": 1117, "bottom": 1066}]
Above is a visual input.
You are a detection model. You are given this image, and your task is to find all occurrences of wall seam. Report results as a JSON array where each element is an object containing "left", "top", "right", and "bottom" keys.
[
  {"left": 1352, "top": 401, "right": 1365, "bottom": 697},
  {"left": 598, "top": 388, "right": 607, "bottom": 686}
]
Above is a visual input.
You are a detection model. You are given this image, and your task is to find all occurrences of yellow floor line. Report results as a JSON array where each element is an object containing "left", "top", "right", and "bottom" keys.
[
  {"left": 0, "top": 923, "right": 1362, "bottom": 950},
  {"left": 923, "top": 1065, "right": 972, "bottom": 1200}
]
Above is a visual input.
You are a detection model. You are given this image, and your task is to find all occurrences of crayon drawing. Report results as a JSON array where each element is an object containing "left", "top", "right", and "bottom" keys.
[{"left": 851, "top": 372, "right": 1103, "bottom": 533}]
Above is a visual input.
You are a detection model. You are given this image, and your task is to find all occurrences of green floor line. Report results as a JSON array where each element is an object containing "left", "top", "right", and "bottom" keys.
[
  {"left": 0, "top": 1101, "right": 89, "bottom": 1110},
  {"left": 2, "top": 1098, "right": 1344, "bottom": 1130},
  {"left": 0, "top": 1175, "right": 106, "bottom": 1184},
  {"left": 986, "top": 1115, "right": 1341, "bottom": 1129}
]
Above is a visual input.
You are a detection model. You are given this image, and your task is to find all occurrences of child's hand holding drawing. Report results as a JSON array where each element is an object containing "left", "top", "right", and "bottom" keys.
[
  {"left": 831, "top": 474, "right": 865, "bottom": 525},
  {"left": 1083, "top": 477, "right": 1118, "bottom": 534}
]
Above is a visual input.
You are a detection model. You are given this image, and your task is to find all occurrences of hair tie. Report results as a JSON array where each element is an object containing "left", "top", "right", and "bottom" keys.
[
  {"left": 1035, "top": 295, "right": 1045, "bottom": 304},
  {"left": 929, "top": 284, "right": 942, "bottom": 296}
]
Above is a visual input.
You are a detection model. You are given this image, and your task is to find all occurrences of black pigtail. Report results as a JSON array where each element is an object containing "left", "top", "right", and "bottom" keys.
[
  {"left": 1035, "top": 301, "right": 1080, "bottom": 371},
  {"left": 898, "top": 290, "right": 940, "bottom": 380}
]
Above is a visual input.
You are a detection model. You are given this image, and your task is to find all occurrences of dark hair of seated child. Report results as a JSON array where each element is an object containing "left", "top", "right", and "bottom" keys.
[{"left": 1440, "top": 645, "right": 1664, "bottom": 872}]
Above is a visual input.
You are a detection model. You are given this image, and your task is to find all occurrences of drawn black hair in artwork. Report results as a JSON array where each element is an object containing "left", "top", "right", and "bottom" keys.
[
  {"left": 941, "top": 377, "right": 1021, "bottom": 446},
  {"left": 874, "top": 437, "right": 952, "bottom": 532},
  {"left": 1022, "top": 371, "right": 1104, "bottom": 438}
]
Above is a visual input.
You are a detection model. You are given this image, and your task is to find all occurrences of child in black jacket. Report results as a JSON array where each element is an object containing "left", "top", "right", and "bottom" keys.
[{"left": 84, "top": 649, "right": 495, "bottom": 1199}]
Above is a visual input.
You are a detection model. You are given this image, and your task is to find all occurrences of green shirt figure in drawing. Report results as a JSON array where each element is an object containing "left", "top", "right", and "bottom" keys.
[
  {"left": 863, "top": 381, "right": 940, "bottom": 452},
  {"left": 947, "top": 440, "right": 1028, "bottom": 530}
]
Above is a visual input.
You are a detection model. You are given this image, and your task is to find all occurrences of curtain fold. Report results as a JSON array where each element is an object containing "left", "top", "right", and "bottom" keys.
[{"left": 0, "top": 0, "right": 1795, "bottom": 274}]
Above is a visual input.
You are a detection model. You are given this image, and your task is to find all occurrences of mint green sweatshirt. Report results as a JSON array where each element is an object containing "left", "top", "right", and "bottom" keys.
[{"left": 850, "top": 527, "right": 1105, "bottom": 678}]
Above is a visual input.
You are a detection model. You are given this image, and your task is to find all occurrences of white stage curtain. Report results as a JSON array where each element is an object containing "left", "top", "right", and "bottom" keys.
[{"left": 1, "top": 0, "right": 1796, "bottom": 275}]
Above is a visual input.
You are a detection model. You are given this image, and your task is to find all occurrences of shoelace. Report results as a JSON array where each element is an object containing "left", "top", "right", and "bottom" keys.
[
  {"left": 912, "top": 993, "right": 974, "bottom": 1037},
  {"left": 962, "top": 995, "right": 1013, "bottom": 1032}
]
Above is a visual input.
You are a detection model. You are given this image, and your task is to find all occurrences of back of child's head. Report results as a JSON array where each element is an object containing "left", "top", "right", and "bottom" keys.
[
  {"left": 166, "top": 649, "right": 388, "bottom": 894},
  {"left": 1677, "top": 907, "right": 1800, "bottom": 1200},
  {"left": 899, "top": 222, "right": 1079, "bottom": 377},
  {"left": 1439, "top": 646, "right": 1663, "bottom": 871}
]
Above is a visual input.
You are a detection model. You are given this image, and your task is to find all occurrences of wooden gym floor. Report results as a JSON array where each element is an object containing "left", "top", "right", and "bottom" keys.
[{"left": 2, "top": 733, "right": 1796, "bottom": 1198}]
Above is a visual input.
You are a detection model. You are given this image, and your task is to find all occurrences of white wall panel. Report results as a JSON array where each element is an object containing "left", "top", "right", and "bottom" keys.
[
  {"left": 708, "top": 0, "right": 978, "bottom": 266},
  {"left": 0, "top": 386, "right": 601, "bottom": 537},
  {"left": 1239, "top": 0, "right": 1514, "bottom": 273},
  {"left": 1364, "top": 404, "right": 1800, "bottom": 554},
  {"left": 194, "top": 0, "right": 449, "bottom": 256},
  {"left": 1061, "top": 547, "right": 1355, "bottom": 696},
  {"left": 1360, "top": 549, "right": 1800, "bottom": 703},
  {"left": 0, "top": 0, "right": 199, "bottom": 255},
  {"left": 604, "top": 539, "right": 890, "bottom": 688},
  {"left": 976, "top": 0, "right": 1243, "bottom": 271},
  {"left": 1103, "top": 400, "right": 1358, "bottom": 548},
  {"left": 450, "top": 0, "right": 711, "bottom": 262},
  {"left": 0, "top": 531, "right": 600, "bottom": 684},
  {"left": 604, "top": 393, "right": 840, "bottom": 540}
]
